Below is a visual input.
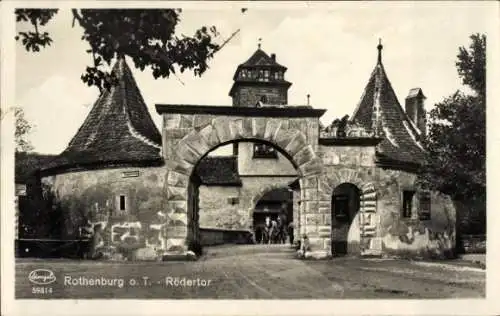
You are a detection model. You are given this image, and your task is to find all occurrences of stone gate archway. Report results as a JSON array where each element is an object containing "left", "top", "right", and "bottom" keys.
[
  {"left": 249, "top": 179, "right": 298, "bottom": 244},
  {"left": 156, "top": 104, "right": 326, "bottom": 257},
  {"left": 318, "top": 168, "right": 379, "bottom": 256}
]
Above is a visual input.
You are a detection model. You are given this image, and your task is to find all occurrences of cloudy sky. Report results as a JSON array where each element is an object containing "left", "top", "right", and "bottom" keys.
[{"left": 15, "top": 2, "right": 495, "bottom": 154}]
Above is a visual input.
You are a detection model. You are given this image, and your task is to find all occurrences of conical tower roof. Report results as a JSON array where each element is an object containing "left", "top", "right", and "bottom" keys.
[
  {"left": 351, "top": 41, "right": 426, "bottom": 166},
  {"left": 42, "top": 57, "right": 162, "bottom": 173}
]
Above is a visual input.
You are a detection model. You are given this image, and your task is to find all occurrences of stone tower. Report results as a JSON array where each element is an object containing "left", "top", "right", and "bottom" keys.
[
  {"left": 229, "top": 45, "right": 292, "bottom": 107},
  {"left": 229, "top": 45, "right": 293, "bottom": 159}
]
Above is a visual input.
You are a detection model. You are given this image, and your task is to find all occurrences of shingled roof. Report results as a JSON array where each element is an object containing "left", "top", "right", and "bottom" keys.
[
  {"left": 351, "top": 42, "right": 427, "bottom": 167},
  {"left": 194, "top": 156, "right": 242, "bottom": 186},
  {"left": 42, "top": 57, "right": 162, "bottom": 173},
  {"left": 229, "top": 47, "right": 292, "bottom": 97},
  {"left": 240, "top": 48, "right": 286, "bottom": 69}
]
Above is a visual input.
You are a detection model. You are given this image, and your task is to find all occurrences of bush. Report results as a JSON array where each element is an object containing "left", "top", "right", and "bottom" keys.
[{"left": 188, "top": 240, "right": 203, "bottom": 257}]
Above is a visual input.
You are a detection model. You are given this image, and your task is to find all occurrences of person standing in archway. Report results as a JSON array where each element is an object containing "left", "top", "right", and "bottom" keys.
[
  {"left": 264, "top": 216, "right": 271, "bottom": 244},
  {"left": 288, "top": 221, "right": 294, "bottom": 246}
]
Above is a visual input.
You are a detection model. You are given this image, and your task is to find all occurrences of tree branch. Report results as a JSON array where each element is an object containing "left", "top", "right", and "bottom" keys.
[{"left": 71, "top": 9, "right": 83, "bottom": 28}]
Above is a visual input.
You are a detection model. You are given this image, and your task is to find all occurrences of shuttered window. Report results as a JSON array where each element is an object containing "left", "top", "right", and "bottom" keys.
[
  {"left": 227, "top": 197, "right": 239, "bottom": 205},
  {"left": 402, "top": 190, "right": 415, "bottom": 218},
  {"left": 418, "top": 191, "right": 431, "bottom": 220}
]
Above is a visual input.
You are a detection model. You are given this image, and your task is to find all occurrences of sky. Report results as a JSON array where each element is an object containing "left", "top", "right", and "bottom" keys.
[{"left": 15, "top": 2, "right": 496, "bottom": 155}]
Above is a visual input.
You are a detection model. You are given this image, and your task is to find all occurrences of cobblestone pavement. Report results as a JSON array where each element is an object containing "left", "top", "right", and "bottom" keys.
[{"left": 16, "top": 245, "right": 485, "bottom": 299}]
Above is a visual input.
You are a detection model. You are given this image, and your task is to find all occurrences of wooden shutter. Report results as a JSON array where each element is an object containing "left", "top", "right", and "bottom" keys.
[{"left": 418, "top": 191, "right": 431, "bottom": 220}]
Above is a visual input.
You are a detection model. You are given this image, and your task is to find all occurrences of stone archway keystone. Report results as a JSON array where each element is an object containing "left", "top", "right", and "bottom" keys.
[{"left": 252, "top": 117, "right": 268, "bottom": 138}]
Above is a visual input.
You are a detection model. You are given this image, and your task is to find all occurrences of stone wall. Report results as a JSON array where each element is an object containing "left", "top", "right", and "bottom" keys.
[
  {"left": 232, "top": 86, "right": 287, "bottom": 107},
  {"left": 41, "top": 166, "right": 168, "bottom": 261},
  {"left": 198, "top": 185, "right": 244, "bottom": 229},
  {"left": 375, "top": 168, "right": 456, "bottom": 259},
  {"left": 237, "top": 142, "right": 297, "bottom": 176},
  {"left": 198, "top": 177, "right": 297, "bottom": 231},
  {"left": 310, "top": 144, "right": 456, "bottom": 259}
]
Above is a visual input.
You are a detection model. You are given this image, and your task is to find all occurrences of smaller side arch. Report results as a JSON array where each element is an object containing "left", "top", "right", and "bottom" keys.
[
  {"left": 249, "top": 178, "right": 298, "bottom": 210},
  {"left": 247, "top": 179, "right": 298, "bottom": 225}
]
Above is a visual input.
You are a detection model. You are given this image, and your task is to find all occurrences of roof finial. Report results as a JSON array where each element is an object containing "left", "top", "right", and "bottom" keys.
[
  {"left": 258, "top": 38, "right": 262, "bottom": 49},
  {"left": 377, "top": 38, "right": 383, "bottom": 64},
  {"left": 307, "top": 94, "right": 311, "bottom": 106}
]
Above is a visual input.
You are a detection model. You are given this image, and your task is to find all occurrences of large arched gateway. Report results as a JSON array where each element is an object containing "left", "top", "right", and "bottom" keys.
[{"left": 156, "top": 104, "right": 326, "bottom": 257}]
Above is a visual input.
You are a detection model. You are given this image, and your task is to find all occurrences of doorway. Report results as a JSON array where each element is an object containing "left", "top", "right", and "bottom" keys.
[
  {"left": 253, "top": 188, "right": 293, "bottom": 244},
  {"left": 331, "top": 183, "right": 361, "bottom": 256}
]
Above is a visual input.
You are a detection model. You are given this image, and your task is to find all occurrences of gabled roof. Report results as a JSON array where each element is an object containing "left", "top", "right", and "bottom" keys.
[
  {"left": 194, "top": 156, "right": 242, "bottom": 186},
  {"left": 42, "top": 57, "right": 162, "bottom": 172},
  {"left": 351, "top": 43, "right": 426, "bottom": 166},
  {"left": 229, "top": 48, "right": 292, "bottom": 97},
  {"left": 240, "top": 48, "right": 286, "bottom": 69},
  {"left": 406, "top": 87, "right": 426, "bottom": 99}
]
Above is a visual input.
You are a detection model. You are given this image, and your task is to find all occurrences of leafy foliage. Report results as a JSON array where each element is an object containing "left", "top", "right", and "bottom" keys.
[
  {"left": 15, "top": 9, "right": 58, "bottom": 52},
  {"left": 15, "top": 9, "right": 222, "bottom": 91},
  {"left": 456, "top": 34, "right": 486, "bottom": 98},
  {"left": 15, "top": 107, "right": 34, "bottom": 152},
  {"left": 419, "top": 34, "right": 486, "bottom": 201}
]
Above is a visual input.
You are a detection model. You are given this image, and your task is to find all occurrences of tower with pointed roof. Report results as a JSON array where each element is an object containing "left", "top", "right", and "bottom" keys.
[
  {"left": 351, "top": 40, "right": 427, "bottom": 168},
  {"left": 229, "top": 43, "right": 292, "bottom": 107},
  {"left": 229, "top": 44, "right": 298, "bottom": 166},
  {"left": 43, "top": 57, "right": 163, "bottom": 172}
]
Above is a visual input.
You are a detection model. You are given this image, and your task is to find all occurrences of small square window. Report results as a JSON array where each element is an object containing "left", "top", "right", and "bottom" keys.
[
  {"left": 402, "top": 190, "right": 415, "bottom": 218},
  {"left": 119, "top": 195, "right": 126, "bottom": 211},
  {"left": 418, "top": 191, "right": 431, "bottom": 220},
  {"left": 228, "top": 197, "right": 239, "bottom": 205}
]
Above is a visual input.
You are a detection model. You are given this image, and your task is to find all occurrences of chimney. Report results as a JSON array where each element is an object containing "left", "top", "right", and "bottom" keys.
[
  {"left": 405, "top": 88, "right": 427, "bottom": 137},
  {"left": 271, "top": 53, "right": 276, "bottom": 62}
]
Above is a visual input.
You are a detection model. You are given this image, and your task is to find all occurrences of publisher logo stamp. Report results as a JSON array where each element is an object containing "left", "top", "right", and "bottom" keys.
[{"left": 28, "top": 269, "right": 56, "bottom": 285}]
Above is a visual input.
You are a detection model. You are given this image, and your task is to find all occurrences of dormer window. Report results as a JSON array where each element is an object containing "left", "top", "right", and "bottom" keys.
[
  {"left": 264, "top": 70, "right": 270, "bottom": 81},
  {"left": 257, "top": 69, "right": 265, "bottom": 82}
]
